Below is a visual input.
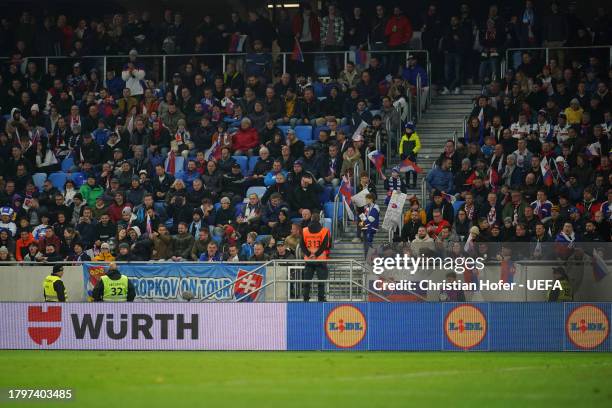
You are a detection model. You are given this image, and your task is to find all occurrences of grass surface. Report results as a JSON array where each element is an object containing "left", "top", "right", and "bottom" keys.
[{"left": 0, "top": 351, "right": 611, "bottom": 408}]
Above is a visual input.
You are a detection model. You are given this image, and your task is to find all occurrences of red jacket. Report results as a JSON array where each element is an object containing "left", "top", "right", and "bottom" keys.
[
  {"left": 292, "top": 13, "right": 321, "bottom": 44},
  {"left": 15, "top": 233, "right": 36, "bottom": 261},
  {"left": 232, "top": 127, "right": 260, "bottom": 152},
  {"left": 385, "top": 16, "right": 413, "bottom": 47},
  {"left": 108, "top": 203, "right": 132, "bottom": 223}
]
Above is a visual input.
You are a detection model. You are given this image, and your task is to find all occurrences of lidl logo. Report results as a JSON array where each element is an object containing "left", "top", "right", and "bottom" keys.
[
  {"left": 325, "top": 305, "right": 366, "bottom": 348},
  {"left": 27, "top": 305, "right": 62, "bottom": 346},
  {"left": 566, "top": 305, "right": 609, "bottom": 350},
  {"left": 444, "top": 305, "right": 487, "bottom": 350}
]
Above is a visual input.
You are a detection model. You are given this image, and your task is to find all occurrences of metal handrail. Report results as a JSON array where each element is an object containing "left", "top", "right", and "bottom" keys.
[
  {"left": 332, "top": 193, "right": 340, "bottom": 242},
  {"left": 7, "top": 49, "right": 430, "bottom": 79},
  {"left": 353, "top": 161, "right": 361, "bottom": 193},
  {"left": 506, "top": 45, "right": 612, "bottom": 71},
  {"left": 364, "top": 147, "right": 371, "bottom": 174},
  {"left": 421, "top": 177, "right": 427, "bottom": 209},
  {"left": 416, "top": 74, "right": 422, "bottom": 122}
]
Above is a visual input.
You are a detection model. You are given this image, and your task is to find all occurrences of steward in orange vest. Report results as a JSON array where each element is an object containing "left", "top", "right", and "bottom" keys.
[{"left": 300, "top": 213, "right": 331, "bottom": 302}]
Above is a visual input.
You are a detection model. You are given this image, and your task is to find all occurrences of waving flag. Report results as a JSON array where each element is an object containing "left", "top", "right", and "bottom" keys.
[
  {"left": 488, "top": 167, "right": 500, "bottom": 192},
  {"left": 500, "top": 260, "right": 516, "bottom": 283},
  {"left": 204, "top": 138, "right": 221, "bottom": 161},
  {"left": 146, "top": 213, "right": 153, "bottom": 236},
  {"left": 355, "top": 48, "right": 369, "bottom": 67},
  {"left": 291, "top": 38, "right": 304, "bottom": 63},
  {"left": 166, "top": 150, "right": 176, "bottom": 175},
  {"left": 593, "top": 249, "right": 609, "bottom": 282},
  {"left": 540, "top": 158, "right": 553, "bottom": 187},
  {"left": 399, "top": 158, "right": 423, "bottom": 173},
  {"left": 338, "top": 175, "right": 355, "bottom": 221},
  {"left": 367, "top": 150, "right": 385, "bottom": 178},
  {"left": 441, "top": 192, "right": 457, "bottom": 204},
  {"left": 553, "top": 158, "right": 566, "bottom": 183}
]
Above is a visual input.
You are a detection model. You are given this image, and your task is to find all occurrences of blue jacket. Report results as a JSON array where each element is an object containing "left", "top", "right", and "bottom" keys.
[
  {"left": 401, "top": 65, "right": 429, "bottom": 87},
  {"left": 264, "top": 170, "right": 288, "bottom": 186},
  {"left": 362, "top": 203, "right": 380, "bottom": 233},
  {"left": 426, "top": 167, "right": 454, "bottom": 193}
]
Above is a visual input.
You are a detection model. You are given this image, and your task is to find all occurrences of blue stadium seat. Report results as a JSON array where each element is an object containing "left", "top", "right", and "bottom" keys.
[
  {"left": 69, "top": 172, "right": 86, "bottom": 187},
  {"left": 32, "top": 173, "right": 47, "bottom": 190},
  {"left": 294, "top": 126, "right": 313, "bottom": 142},
  {"left": 255, "top": 234, "right": 270, "bottom": 243},
  {"left": 324, "top": 202, "right": 343, "bottom": 221},
  {"left": 174, "top": 170, "right": 185, "bottom": 181},
  {"left": 322, "top": 217, "right": 332, "bottom": 234},
  {"left": 248, "top": 156, "right": 259, "bottom": 174},
  {"left": 61, "top": 156, "right": 74, "bottom": 172},
  {"left": 246, "top": 186, "right": 267, "bottom": 198},
  {"left": 291, "top": 218, "right": 303, "bottom": 225},
  {"left": 234, "top": 202, "right": 246, "bottom": 217},
  {"left": 278, "top": 125, "right": 290, "bottom": 136},
  {"left": 214, "top": 202, "right": 221, "bottom": 211},
  {"left": 453, "top": 200, "right": 465, "bottom": 216},
  {"left": 319, "top": 186, "right": 333, "bottom": 204},
  {"left": 48, "top": 172, "right": 67, "bottom": 191},
  {"left": 232, "top": 156, "right": 248, "bottom": 175}
]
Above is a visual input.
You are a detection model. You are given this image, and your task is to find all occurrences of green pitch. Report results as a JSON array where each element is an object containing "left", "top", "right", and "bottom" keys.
[{"left": 1, "top": 351, "right": 611, "bottom": 407}]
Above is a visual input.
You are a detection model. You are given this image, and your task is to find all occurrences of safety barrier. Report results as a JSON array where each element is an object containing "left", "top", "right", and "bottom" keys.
[
  {"left": 0, "top": 260, "right": 370, "bottom": 303},
  {"left": 501, "top": 45, "right": 611, "bottom": 79},
  {"left": 2, "top": 302, "right": 609, "bottom": 351}
]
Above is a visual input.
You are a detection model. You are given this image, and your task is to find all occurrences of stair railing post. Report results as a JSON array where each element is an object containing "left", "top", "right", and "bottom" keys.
[{"left": 416, "top": 74, "right": 422, "bottom": 122}]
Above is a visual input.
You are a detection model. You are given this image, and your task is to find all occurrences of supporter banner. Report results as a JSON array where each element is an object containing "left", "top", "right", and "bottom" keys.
[
  {"left": 381, "top": 191, "right": 407, "bottom": 231},
  {"left": 0, "top": 303, "right": 286, "bottom": 350},
  {"left": 286, "top": 302, "right": 611, "bottom": 351},
  {"left": 82, "top": 263, "right": 265, "bottom": 302}
]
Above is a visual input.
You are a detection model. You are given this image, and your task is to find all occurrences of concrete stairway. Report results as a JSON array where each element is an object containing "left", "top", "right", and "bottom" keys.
[{"left": 330, "top": 86, "right": 481, "bottom": 259}]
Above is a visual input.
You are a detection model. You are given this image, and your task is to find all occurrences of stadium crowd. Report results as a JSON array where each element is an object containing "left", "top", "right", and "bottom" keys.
[{"left": 0, "top": 2, "right": 610, "bottom": 265}]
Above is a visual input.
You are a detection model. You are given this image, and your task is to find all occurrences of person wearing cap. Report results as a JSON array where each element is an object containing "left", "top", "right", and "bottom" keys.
[
  {"left": 92, "top": 262, "right": 135, "bottom": 302},
  {"left": 398, "top": 121, "right": 422, "bottom": 188},
  {"left": 121, "top": 50, "right": 145, "bottom": 97},
  {"left": 43, "top": 264, "right": 67, "bottom": 302},
  {"left": 532, "top": 109, "right": 552, "bottom": 142},
  {"left": 94, "top": 242, "right": 115, "bottom": 262},
  {"left": 272, "top": 240, "right": 293, "bottom": 259},
  {"left": 564, "top": 98, "right": 583, "bottom": 125},
  {"left": 384, "top": 166, "right": 408, "bottom": 205},
  {"left": 553, "top": 112, "right": 570, "bottom": 144},
  {"left": 547, "top": 267, "right": 573, "bottom": 302}
]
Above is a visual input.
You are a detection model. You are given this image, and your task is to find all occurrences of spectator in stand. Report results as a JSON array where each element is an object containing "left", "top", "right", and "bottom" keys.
[
  {"left": 385, "top": 6, "right": 412, "bottom": 74},
  {"left": 440, "top": 16, "right": 467, "bottom": 95}
]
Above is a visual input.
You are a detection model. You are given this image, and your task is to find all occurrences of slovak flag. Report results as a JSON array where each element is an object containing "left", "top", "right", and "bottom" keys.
[
  {"left": 399, "top": 158, "right": 423, "bottom": 173},
  {"left": 166, "top": 149, "right": 176, "bottom": 175},
  {"left": 338, "top": 175, "right": 355, "bottom": 221},
  {"left": 488, "top": 167, "right": 500, "bottom": 191},
  {"left": 592, "top": 249, "right": 608, "bottom": 282},
  {"left": 291, "top": 38, "right": 304, "bottom": 63},
  {"left": 540, "top": 158, "right": 553, "bottom": 187},
  {"left": 146, "top": 213, "right": 153, "bottom": 236},
  {"left": 233, "top": 269, "right": 264, "bottom": 302},
  {"left": 204, "top": 138, "right": 221, "bottom": 162},
  {"left": 367, "top": 150, "right": 385, "bottom": 177}
]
